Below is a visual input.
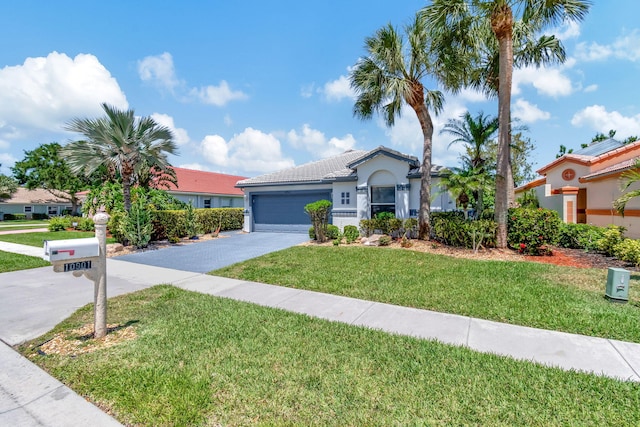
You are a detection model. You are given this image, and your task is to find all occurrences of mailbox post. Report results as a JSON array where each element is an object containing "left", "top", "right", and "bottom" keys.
[{"left": 43, "top": 212, "right": 110, "bottom": 338}]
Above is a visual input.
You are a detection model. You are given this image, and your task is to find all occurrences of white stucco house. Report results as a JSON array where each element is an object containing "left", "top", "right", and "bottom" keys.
[
  {"left": 515, "top": 138, "right": 640, "bottom": 238},
  {"left": 236, "top": 146, "right": 454, "bottom": 233}
]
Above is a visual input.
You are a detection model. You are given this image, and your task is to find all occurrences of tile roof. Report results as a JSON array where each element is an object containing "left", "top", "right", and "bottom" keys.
[
  {"left": 237, "top": 146, "right": 444, "bottom": 187},
  {"left": 0, "top": 188, "right": 70, "bottom": 204},
  {"left": 167, "top": 167, "right": 247, "bottom": 196},
  {"left": 580, "top": 157, "right": 639, "bottom": 182}
]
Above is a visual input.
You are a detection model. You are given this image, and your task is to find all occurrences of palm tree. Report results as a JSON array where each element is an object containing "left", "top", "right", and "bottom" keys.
[
  {"left": 63, "top": 103, "right": 178, "bottom": 212},
  {"left": 350, "top": 13, "right": 449, "bottom": 240},
  {"left": 614, "top": 160, "right": 640, "bottom": 216},
  {"left": 422, "top": 0, "right": 591, "bottom": 248},
  {"left": 441, "top": 111, "right": 498, "bottom": 218}
]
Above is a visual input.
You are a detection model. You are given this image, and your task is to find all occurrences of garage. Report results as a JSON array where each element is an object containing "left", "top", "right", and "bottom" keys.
[{"left": 251, "top": 190, "right": 332, "bottom": 232}]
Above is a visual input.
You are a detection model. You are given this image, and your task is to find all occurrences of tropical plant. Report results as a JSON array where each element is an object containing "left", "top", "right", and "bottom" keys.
[
  {"left": 123, "top": 194, "right": 153, "bottom": 248},
  {"left": 439, "top": 166, "right": 493, "bottom": 219},
  {"left": 614, "top": 159, "right": 640, "bottom": 216},
  {"left": 441, "top": 111, "right": 498, "bottom": 171},
  {"left": 343, "top": 225, "right": 360, "bottom": 244},
  {"left": 62, "top": 103, "right": 178, "bottom": 212},
  {"left": 421, "top": 0, "right": 591, "bottom": 248},
  {"left": 350, "top": 12, "right": 450, "bottom": 240}
]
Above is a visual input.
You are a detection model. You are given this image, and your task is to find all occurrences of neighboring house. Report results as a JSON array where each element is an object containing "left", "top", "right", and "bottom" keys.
[
  {"left": 166, "top": 167, "right": 247, "bottom": 209},
  {"left": 0, "top": 188, "right": 71, "bottom": 219},
  {"left": 236, "top": 146, "right": 454, "bottom": 233},
  {"left": 515, "top": 138, "right": 640, "bottom": 238}
]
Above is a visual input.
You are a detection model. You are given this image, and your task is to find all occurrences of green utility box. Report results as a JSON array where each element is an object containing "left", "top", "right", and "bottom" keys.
[{"left": 605, "top": 267, "right": 629, "bottom": 303}]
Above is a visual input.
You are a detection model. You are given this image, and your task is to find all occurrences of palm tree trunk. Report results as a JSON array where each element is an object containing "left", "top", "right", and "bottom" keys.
[
  {"left": 416, "top": 104, "right": 434, "bottom": 240},
  {"left": 492, "top": 5, "right": 513, "bottom": 249},
  {"left": 123, "top": 175, "right": 132, "bottom": 212}
]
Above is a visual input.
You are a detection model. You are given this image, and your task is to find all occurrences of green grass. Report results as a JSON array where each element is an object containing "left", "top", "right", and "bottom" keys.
[
  {"left": 20, "top": 286, "right": 640, "bottom": 426},
  {"left": 0, "top": 220, "right": 49, "bottom": 230},
  {"left": 0, "top": 250, "right": 49, "bottom": 272},
  {"left": 0, "top": 231, "right": 116, "bottom": 247},
  {"left": 212, "top": 246, "right": 640, "bottom": 343}
]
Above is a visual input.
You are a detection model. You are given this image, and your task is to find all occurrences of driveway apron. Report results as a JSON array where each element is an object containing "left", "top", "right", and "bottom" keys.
[{"left": 115, "top": 232, "right": 309, "bottom": 273}]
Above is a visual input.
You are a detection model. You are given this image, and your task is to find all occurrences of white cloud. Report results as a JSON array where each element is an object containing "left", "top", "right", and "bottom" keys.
[
  {"left": 138, "top": 52, "right": 181, "bottom": 92},
  {"left": 178, "top": 163, "right": 206, "bottom": 171},
  {"left": 323, "top": 75, "right": 355, "bottom": 102},
  {"left": 551, "top": 21, "right": 581, "bottom": 40},
  {"left": 512, "top": 99, "right": 551, "bottom": 123},
  {"left": 223, "top": 114, "right": 233, "bottom": 126},
  {"left": 192, "top": 80, "right": 248, "bottom": 107},
  {"left": 575, "top": 29, "right": 640, "bottom": 62},
  {"left": 571, "top": 105, "right": 640, "bottom": 137},
  {"left": 0, "top": 152, "right": 18, "bottom": 174},
  {"left": 287, "top": 124, "right": 356, "bottom": 158},
  {"left": 583, "top": 84, "right": 598, "bottom": 93},
  {"left": 0, "top": 52, "right": 127, "bottom": 139},
  {"left": 200, "top": 127, "right": 294, "bottom": 174},
  {"left": 300, "top": 83, "right": 316, "bottom": 98},
  {"left": 513, "top": 65, "right": 573, "bottom": 97},
  {"left": 150, "top": 113, "right": 190, "bottom": 146}
]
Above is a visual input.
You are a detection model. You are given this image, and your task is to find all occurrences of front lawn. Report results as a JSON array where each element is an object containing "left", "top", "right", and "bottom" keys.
[
  {"left": 212, "top": 246, "right": 640, "bottom": 343},
  {"left": 20, "top": 286, "right": 640, "bottom": 426},
  {"left": 0, "top": 220, "right": 49, "bottom": 230},
  {"left": 0, "top": 231, "right": 116, "bottom": 247},
  {"left": 0, "top": 250, "right": 49, "bottom": 272}
]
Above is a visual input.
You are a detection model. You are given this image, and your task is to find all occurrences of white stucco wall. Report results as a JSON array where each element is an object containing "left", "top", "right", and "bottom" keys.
[{"left": 332, "top": 182, "right": 358, "bottom": 230}]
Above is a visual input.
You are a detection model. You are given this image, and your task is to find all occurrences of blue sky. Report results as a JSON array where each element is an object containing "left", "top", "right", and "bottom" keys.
[{"left": 1, "top": 1, "right": 639, "bottom": 180}]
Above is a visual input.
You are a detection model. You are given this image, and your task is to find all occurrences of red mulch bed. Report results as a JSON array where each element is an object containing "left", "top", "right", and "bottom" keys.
[{"left": 527, "top": 247, "right": 639, "bottom": 271}]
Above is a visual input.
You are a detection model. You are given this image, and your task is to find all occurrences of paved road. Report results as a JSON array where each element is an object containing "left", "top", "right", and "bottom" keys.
[{"left": 115, "top": 231, "right": 309, "bottom": 273}]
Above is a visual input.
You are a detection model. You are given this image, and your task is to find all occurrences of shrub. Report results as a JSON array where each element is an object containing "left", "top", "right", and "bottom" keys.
[
  {"left": 378, "top": 235, "right": 392, "bottom": 246},
  {"left": 403, "top": 218, "right": 418, "bottom": 239},
  {"left": 388, "top": 218, "right": 403, "bottom": 237},
  {"left": 373, "top": 211, "right": 395, "bottom": 235},
  {"left": 613, "top": 238, "right": 640, "bottom": 266},
  {"left": 430, "top": 213, "right": 497, "bottom": 249},
  {"left": 108, "top": 211, "right": 127, "bottom": 244},
  {"left": 308, "top": 226, "right": 316, "bottom": 240},
  {"left": 184, "top": 203, "right": 201, "bottom": 239},
  {"left": 343, "top": 225, "right": 359, "bottom": 244},
  {"left": 305, "top": 200, "right": 332, "bottom": 242},
  {"left": 326, "top": 224, "right": 341, "bottom": 240},
  {"left": 75, "top": 217, "right": 95, "bottom": 231},
  {"left": 359, "top": 219, "right": 375, "bottom": 237},
  {"left": 48, "top": 216, "right": 71, "bottom": 232},
  {"left": 557, "top": 223, "right": 606, "bottom": 251},
  {"left": 598, "top": 225, "right": 626, "bottom": 257},
  {"left": 4, "top": 213, "right": 27, "bottom": 220},
  {"left": 123, "top": 196, "right": 153, "bottom": 248},
  {"left": 507, "top": 208, "right": 561, "bottom": 255},
  {"left": 32, "top": 213, "right": 49, "bottom": 220},
  {"left": 152, "top": 208, "right": 243, "bottom": 241}
]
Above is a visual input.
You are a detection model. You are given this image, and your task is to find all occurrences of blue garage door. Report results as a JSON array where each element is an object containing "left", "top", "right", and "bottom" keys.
[{"left": 252, "top": 190, "right": 332, "bottom": 232}]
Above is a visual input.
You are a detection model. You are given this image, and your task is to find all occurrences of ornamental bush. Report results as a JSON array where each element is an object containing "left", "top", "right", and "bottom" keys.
[
  {"left": 326, "top": 224, "right": 341, "bottom": 240},
  {"left": 123, "top": 195, "right": 152, "bottom": 248},
  {"left": 343, "top": 225, "right": 359, "bottom": 244},
  {"left": 597, "top": 225, "right": 626, "bottom": 257},
  {"left": 430, "top": 212, "right": 497, "bottom": 249},
  {"left": 152, "top": 208, "right": 243, "bottom": 241},
  {"left": 305, "top": 199, "right": 332, "bottom": 242},
  {"left": 75, "top": 217, "right": 95, "bottom": 231},
  {"left": 557, "top": 223, "right": 606, "bottom": 251},
  {"left": 507, "top": 208, "right": 561, "bottom": 255},
  {"left": 613, "top": 238, "right": 640, "bottom": 266},
  {"left": 48, "top": 216, "right": 71, "bottom": 232}
]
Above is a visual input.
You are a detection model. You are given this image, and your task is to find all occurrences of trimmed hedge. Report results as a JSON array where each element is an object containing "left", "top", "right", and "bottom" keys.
[
  {"left": 430, "top": 212, "right": 497, "bottom": 248},
  {"left": 3, "top": 213, "right": 27, "bottom": 220},
  {"left": 507, "top": 208, "right": 561, "bottom": 255},
  {"left": 152, "top": 208, "right": 243, "bottom": 241},
  {"left": 557, "top": 223, "right": 606, "bottom": 251}
]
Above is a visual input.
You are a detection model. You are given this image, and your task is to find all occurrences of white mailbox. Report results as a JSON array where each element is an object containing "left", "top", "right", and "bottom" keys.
[{"left": 44, "top": 237, "right": 99, "bottom": 262}]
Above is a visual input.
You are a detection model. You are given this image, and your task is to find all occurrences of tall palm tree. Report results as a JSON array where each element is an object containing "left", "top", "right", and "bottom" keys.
[
  {"left": 350, "top": 13, "right": 448, "bottom": 240},
  {"left": 63, "top": 103, "right": 178, "bottom": 212},
  {"left": 441, "top": 111, "right": 498, "bottom": 218},
  {"left": 422, "top": 0, "right": 591, "bottom": 248}
]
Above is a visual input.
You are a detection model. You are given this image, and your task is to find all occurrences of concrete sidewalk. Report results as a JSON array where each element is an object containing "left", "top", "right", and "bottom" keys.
[{"left": 1, "top": 241, "right": 639, "bottom": 426}]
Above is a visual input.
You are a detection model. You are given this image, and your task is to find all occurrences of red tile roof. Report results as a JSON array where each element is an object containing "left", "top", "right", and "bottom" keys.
[{"left": 167, "top": 167, "right": 247, "bottom": 196}]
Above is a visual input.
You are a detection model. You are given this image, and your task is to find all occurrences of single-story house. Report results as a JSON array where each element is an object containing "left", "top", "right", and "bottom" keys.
[
  {"left": 0, "top": 188, "right": 72, "bottom": 219},
  {"left": 236, "top": 146, "right": 454, "bottom": 233},
  {"left": 166, "top": 167, "right": 247, "bottom": 209},
  {"left": 515, "top": 138, "right": 640, "bottom": 238}
]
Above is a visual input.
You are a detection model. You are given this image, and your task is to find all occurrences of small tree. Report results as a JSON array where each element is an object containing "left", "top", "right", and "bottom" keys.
[
  {"left": 0, "top": 172, "right": 18, "bottom": 200},
  {"left": 185, "top": 202, "right": 200, "bottom": 239},
  {"left": 123, "top": 194, "right": 152, "bottom": 248},
  {"left": 305, "top": 200, "right": 332, "bottom": 243}
]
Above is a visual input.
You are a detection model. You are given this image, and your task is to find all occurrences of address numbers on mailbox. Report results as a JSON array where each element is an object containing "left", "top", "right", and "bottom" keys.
[{"left": 63, "top": 260, "right": 92, "bottom": 272}]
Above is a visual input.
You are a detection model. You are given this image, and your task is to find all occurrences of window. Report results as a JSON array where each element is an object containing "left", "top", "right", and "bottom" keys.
[
  {"left": 48, "top": 206, "right": 58, "bottom": 216},
  {"left": 341, "top": 192, "right": 350, "bottom": 205},
  {"left": 204, "top": 199, "right": 211, "bottom": 209},
  {"left": 24, "top": 206, "right": 32, "bottom": 213},
  {"left": 370, "top": 186, "right": 395, "bottom": 217}
]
